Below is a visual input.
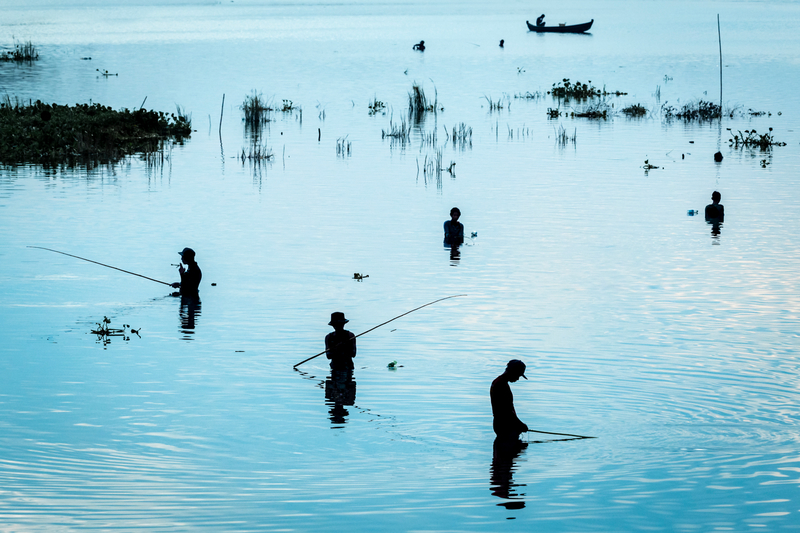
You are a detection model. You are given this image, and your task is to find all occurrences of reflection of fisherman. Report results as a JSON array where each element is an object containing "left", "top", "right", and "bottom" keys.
[
  {"left": 491, "top": 360, "right": 529, "bottom": 439},
  {"left": 490, "top": 438, "right": 527, "bottom": 509},
  {"left": 444, "top": 207, "right": 464, "bottom": 246},
  {"left": 325, "top": 312, "right": 357, "bottom": 371},
  {"left": 179, "top": 296, "right": 201, "bottom": 337},
  {"left": 326, "top": 370, "right": 357, "bottom": 425},
  {"left": 171, "top": 247, "right": 202, "bottom": 297},
  {"left": 536, "top": 14, "right": 545, "bottom": 27}
]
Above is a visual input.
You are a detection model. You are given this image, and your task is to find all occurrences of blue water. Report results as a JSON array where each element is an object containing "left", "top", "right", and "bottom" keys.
[{"left": 1, "top": 0, "right": 800, "bottom": 530}]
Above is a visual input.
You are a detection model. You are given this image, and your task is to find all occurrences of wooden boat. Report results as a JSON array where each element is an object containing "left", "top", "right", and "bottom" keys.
[{"left": 526, "top": 19, "right": 593, "bottom": 33}]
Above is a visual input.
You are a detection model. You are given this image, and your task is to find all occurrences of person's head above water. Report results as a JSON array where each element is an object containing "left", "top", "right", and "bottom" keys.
[
  {"left": 505, "top": 359, "right": 527, "bottom": 381},
  {"left": 179, "top": 247, "right": 196, "bottom": 263},
  {"left": 711, "top": 191, "right": 721, "bottom": 203},
  {"left": 329, "top": 311, "right": 349, "bottom": 331},
  {"left": 450, "top": 207, "right": 461, "bottom": 220}
]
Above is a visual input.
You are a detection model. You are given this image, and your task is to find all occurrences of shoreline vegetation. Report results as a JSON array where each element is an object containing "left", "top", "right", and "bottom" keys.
[
  {"left": 0, "top": 40, "right": 38, "bottom": 62},
  {"left": 0, "top": 98, "right": 191, "bottom": 167}
]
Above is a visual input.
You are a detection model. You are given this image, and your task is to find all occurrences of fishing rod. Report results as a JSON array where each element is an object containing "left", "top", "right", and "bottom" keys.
[
  {"left": 527, "top": 429, "right": 595, "bottom": 439},
  {"left": 28, "top": 246, "right": 172, "bottom": 287},
  {"left": 293, "top": 294, "right": 467, "bottom": 369}
]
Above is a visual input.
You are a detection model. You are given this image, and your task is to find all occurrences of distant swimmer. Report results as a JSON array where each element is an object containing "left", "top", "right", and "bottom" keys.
[
  {"left": 491, "top": 360, "right": 529, "bottom": 440},
  {"left": 325, "top": 312, "right": 357, "bottom": 371},
  {"left": 499, "top": 39, "right": 504, "bottom": 48},
  {"left": 536, "top": 14, "right": 545, "bottom": 27},
  {"left": 171, "top": 247, "right": 201, "bottom": 297},
  {"left": 444, "top": 207, "right": 464, "bottom": 246},
  {"left": 412, "top": 40, "right": 425, "bottom": 51},
  {"left": 705, "top": 191, "right": 724, "bottom": 222}
]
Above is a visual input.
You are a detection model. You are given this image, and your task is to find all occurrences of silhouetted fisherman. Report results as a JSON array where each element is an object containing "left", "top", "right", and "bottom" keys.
[
  {"left": 705, "top": 191, "right": 724, "bottom": 222},
  {"left": 325, "top": 312, "right": 356, "bottom": 371},
  {"left": 536, "top": 14, "right": 545, "bottom": 27},
  {"left": 171, "top": 247, "right": 202, "bottom": 297},
  {"left": 412, "top": 40, "right": 425, "bottom": 51},
  {"left": 444, "top": 207, "right": 464, "bottom": 246},
  {"left": 499, "top": 39, "right": 504, "bottom": 48},
  {"left": 491, "top": 359, "right": 529, "bottom": 440}
]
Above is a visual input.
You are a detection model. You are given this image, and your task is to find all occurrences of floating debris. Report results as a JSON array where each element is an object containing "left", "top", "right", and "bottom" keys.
[
  {"left": 643, "top": 159, "right": 659, "bottom": 171},
  {"left": 90, "top": 316, "right": 140, "bottom": 346},
  {"left": 353, "top": 273, "right": 369, "bottom": 281},
  {"left": 687, "top": 210, "right": 698, "bottom": 216}
]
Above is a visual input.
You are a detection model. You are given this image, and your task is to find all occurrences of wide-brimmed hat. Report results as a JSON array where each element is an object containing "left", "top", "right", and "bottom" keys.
[
  {"left": 506, "top": 359, "right": 527, "bottom": 379},
  {"left": 179, "top": 247, "right": 195, "bottom": 260},
  {"left": 329, "top": 312, "right": 349, "bottom": 325}
]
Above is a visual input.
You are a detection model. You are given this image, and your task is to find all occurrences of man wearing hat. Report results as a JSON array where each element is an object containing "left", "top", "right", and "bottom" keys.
[
  {"left": 171, "top": 247, "right": 202, "bottom": 298},
  {"left": 491, "top": 360, "right": 529, "bottom": 439},
  {"left": 325, "top": 312, "right": 357, "bottom": 371}
]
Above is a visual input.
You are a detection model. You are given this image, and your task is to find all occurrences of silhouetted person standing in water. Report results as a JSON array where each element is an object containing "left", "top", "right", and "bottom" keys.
[
  {"left": 171, "top": 247, "right": 202, "bottom": 298},
  {"left": 412, "top": 40, "right": 425, "bottom": 51},
  {"left": 705, "top": 191, "right": 724, "bottom": 222},
  {"left": 444, "top": 207, "right": 464, "bottom": 246},
  {"left": 491, "top": 360, "right": 529, "bottom": 440},
  {"left": 325, "top": 312, "right": 356, "bottom": 371}
]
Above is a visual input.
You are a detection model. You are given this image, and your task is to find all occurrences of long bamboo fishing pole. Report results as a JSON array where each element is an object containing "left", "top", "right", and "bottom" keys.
[
  {"left": 528, "top": 429, "right": 595, "bottom": 439},
  {"left": 28, "top": 246, "right": 172, "bottom": 286},
  {"left": 293, "top": 294, "right": 467, "bottom": 369}
]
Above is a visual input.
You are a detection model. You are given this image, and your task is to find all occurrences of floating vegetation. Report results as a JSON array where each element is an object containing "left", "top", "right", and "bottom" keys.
[
  {"left": 728, "top": 128, "right": 786, "bottom": 150},
  {"left": 368, "top": 97, "right": 386, "bottom": 116},
  {"left": 574, "top": 102, "right": 609, "bottom": 119},
  {"left": 0, "top": 97, "right": 191, "bottom": 167},
  {"left": 447, "top": 122, "right": 472, "bottom": 150},
  {"left": 96, "top": 69, "right": 117, "bottom": 77},
  {"left": 408, "top": 82, "right": 442, "bottom": 123},
  {"left": 242, "top": 91, "right": 274, "bottom": 130},
  {"left": 353, "top": 273, "right": 369, "bottom": 281},
  {"left": 91, "top": 316, "right": 140, "bottom": 346},
  {"left": 281, "top": 99, "right": 297, "bottom": 113},
  {"left": 549, "top": 78, "right": 627, "bottom": 100},
  {"left": 555, "top": 125, "right": 576, "bottom": 147},
  {"left": 336, "top": 136, "right": 352, "bottom": 157},
  {"left": 662, "top": 100, "right": 721, "bottom": 121},
  {"left": 0, "top": 40, "right": 38, "bottom": 62},
  {"left": 622, "top": 103, "right": 648, "bottom": 117},
  {"left": 547, "top": 107, "right": 561, "bottom": 119},
  {"left": 642, "top": 159, "right": 659, "bottom": 171},
  {"left": 514, "top": 91, "right": 544, "bottom": 101}
]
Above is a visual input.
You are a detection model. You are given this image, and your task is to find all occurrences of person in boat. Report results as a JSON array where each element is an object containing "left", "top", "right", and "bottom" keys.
[
  {"left": 444, "top": 207, "right": 464, "bottom": 246},
  {"left": 325, "top": 312, "right": 357, "bottom": 371},
  {"left": 171, "top": 247, "right": 202, "bottom": 298},
  {"left": 536, "top": 14, "right": 545, "bottom": 27},
  {"left": 491, "top": 359, "right": 529, "bottom": 440},
  {"left": 705, "top": 191, "right": 724, "bottom": 222},
  {"left": 412, "top": 40, "right": 425, "bottom": 51}
]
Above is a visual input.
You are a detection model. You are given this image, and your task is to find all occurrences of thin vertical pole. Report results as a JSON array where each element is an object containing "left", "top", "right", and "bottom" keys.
[
  {"left": 717, "top": 15, "right": 723, "bottom": 120},
  {"left": 218, "top": 93, "right": 225, "bottom": 136}
]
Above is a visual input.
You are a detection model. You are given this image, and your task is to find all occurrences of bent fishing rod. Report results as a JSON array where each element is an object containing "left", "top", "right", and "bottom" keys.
[
  {"left": 527, "top": 429, "right": 595, "bottom": 439},
  {"left": 293, "top": 294, "right": 467, "bottom": 369},
  {"left": 28, "top": 246, "right": 172, "bottom": 287}
]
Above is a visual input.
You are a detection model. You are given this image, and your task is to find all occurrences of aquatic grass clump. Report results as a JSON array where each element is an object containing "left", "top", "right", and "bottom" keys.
[
  {"left": 483, "top": 95, "right": 507, "bottom": 112},
  {"left": 514, "top": 91, "right": 544, "bottom": 101},
  {"left": 549, "top": 78, "right": 627, "bottom": 101},
  {"left": 574, "top": 102, "right": 609, "bottom": 119},
  {"left": 0, "top": 40, "right": 38, "bottom": 62},
  {"left": 728, "top": 128, "right": 785, "bottom": 150},
  {"left": 242, "top": 92, "right": 274, "bottom": 129},
  {"left": 408, "top": 82, "right": 441, "bottom": 123},
  {"left": 555, "top": 125, "right": 576, "bottom": 147},
  {"left": 368, "top": 97, "right": 386, "bottom": 116},
  {"left": 336, "top": 136, "right": 352, "bottom": 157},
  {"left": 448, "top": 123, "right": 472, "bottom": 150},
  {"left": 239, "top": 143, "right": 274, "bottom": 162},
  {"left": 0, "top": 98, "right": 191, "bottom": 167},
  {"left": 622, "top": 103, "right": 648, "bottom": 117},
  {"left": 662, "top": 100, "right": 721, "bottom": 121},
  {"left": 381, "top": 116, "right": 410, "bottom": 140}
]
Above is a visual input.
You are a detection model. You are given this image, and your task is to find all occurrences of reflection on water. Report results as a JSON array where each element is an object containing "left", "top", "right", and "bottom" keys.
[
  {"left": 178, "top": 296, "right": 201, "bottom": 339},
  {"left": 490, "top": 438, "right": 527, "bottom": 510},
  {"left": 325, "top": 370, "right": 357, "bottom": 427}
]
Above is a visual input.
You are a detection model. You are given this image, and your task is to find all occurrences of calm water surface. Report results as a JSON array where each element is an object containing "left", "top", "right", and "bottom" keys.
[{"left": 1, "top": 0, "right": 800, "bottom": 530}]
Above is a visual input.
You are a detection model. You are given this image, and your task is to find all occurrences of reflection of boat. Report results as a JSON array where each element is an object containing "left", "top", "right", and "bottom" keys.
[{"left": 526, "top": 19, "right": 593, "bottom": 33}]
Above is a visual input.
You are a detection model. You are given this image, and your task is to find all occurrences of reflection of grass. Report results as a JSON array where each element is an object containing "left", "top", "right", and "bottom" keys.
[
  {"left": 242, "top": 92, "right": 274, "bottom": 129},
  {"left": 0, "top": 97, "right": 190, "bottom": 167},
  {"left": 555, "top": 125, "right": 576, "bottom": 147},
  {"left": 0, "top": 40, "right": 38, "bottom": 62}
]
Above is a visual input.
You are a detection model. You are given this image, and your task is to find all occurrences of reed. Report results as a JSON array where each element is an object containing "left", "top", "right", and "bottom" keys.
[
  {"left": 239, "top": 143, "right": 274, "bottom": 162},
  {"left": 0, "top": 40, "right": 38, "bottom": 62},
  {"left": 728, "top": 127, "right": 786, "bottom": 150},
  {"left": 408, "top": 82, "right": 440, "bottom": 123},
  {"left": 449, "top": 122, "right": 472, "bottom": 150},
  {"left": 381, "top": 116, "right": 410, "bottom": 140},
  {"left": 242, "top": 91, "right": 274, "bottom": 128},
  {"left": 336, "top": 136, "right": 352, "bottom": 157},
  {"left": 555, "top": 125, "right": 576, "bottom": 147},
  {"left": 621, "top": 103, "right": 647, "bottom": 117},
  {"left": 483, "top": 95, "right": 507, "bottom": 111}
]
